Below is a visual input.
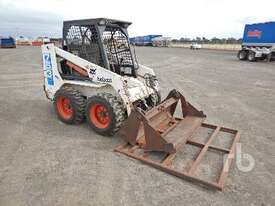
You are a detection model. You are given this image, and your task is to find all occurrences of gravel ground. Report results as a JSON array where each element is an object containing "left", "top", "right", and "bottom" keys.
[{"left": 0, "top": 46, "right": 274, "bottom": 206}]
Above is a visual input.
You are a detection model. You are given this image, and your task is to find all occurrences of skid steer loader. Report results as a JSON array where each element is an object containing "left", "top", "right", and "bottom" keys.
[{"left": 42, "top": 18, "right": 240, "bottom": 190}]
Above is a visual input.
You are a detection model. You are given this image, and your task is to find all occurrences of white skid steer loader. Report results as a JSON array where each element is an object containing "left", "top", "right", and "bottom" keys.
[
  {"left": 42, "top": 44, "right": 160, "bottom": 135},
  {"left": 42, "top": 18, "right": 240, "bottom": 190}
]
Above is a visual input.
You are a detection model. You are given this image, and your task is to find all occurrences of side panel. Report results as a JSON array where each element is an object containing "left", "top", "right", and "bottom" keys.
[{"left": 242, "top": 22, "right": 275, "bottom": 45}]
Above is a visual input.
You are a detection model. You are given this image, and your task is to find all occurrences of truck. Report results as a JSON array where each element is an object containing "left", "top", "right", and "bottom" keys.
[
  {"left": 129, "top": 35, "right": 162, "bottom": 46},
  {"left": 238, "top": 21, "right": 275, "bottom": 62},
  {"left": 190, "top": 42, "right": 202, "bottom": 50},
  {"left": 0, "top": 37, "right": 16, "bottom": 48}
]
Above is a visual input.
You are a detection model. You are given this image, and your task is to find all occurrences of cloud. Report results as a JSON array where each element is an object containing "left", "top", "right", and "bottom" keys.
[
  {"left": 0, "top": 0, "right": 275, "bottom": 39},
  {"left": 0, "top": 2, "right": 63, "bottom": 38}
]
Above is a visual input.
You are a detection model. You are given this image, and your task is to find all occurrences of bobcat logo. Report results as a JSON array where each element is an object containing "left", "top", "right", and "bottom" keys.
[
  {"left": 86, "top": 65, "right": 97, "bottom": 80},
  {"left": 90, "top": 68, "right": 96, "bottom": 75}
]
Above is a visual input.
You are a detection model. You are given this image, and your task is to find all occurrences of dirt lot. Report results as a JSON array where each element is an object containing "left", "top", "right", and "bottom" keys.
[{"left": 0, "top": 46, "right": 274, "bottom": 206}]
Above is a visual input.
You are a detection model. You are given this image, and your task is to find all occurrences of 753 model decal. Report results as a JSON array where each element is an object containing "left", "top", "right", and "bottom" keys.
[{"left": 43, "top": 53, "right": 54, "bottom": 86}]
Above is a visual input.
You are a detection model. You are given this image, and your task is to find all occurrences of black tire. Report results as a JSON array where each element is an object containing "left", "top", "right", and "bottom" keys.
[
  {"left": 151, "top": 91, "right": 162, "bottom": 106},
  {"left": 86, "top": 93, "right": 126, "bottom": 136},
  {"left": 238, "top": 50, "right": 248, "bottom": 60},
  {"left": 247, "top": 51, "right": 256, "bottom": 62},
  {"left": 259, "top": 56, "right": 266, "bottom": 61},
  {"left": 54, "top": 86, "right": 86, "bottom": 124},
  {"left": 267, "top": 53, "right": 272, "bottom": 62},
  {"left": 156, "top": 91, "right": 162, "bottom": 105}
]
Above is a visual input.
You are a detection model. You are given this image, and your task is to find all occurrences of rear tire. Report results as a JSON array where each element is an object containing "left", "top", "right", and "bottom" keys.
[
  {"left": 54, "top": 86, "right": 86, "bottom": 124},
  {"left": 86, "top": 93, "right": 126, "bottom": 136},
  {"left": 248, "top": 51, "right": 256, "bottom": 62},
  {"left": 238, "top": 50, "right": 248, "bottom": 60}
]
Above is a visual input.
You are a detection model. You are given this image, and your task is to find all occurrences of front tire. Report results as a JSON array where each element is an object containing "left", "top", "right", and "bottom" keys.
[
  {"left": 238, "top": 50, "right": 248, "bottom": 60},
  {"left": 86, "top": 93, "right": 126, "bottom": 136},
  {"left": 150, "top": 91, "right": 161, "bottom": 106},
  {"left": 54, "top": 87, "right": 86, "bottom": 124}
]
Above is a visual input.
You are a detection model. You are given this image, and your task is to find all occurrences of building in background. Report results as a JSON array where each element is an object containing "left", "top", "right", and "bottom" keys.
[
  {"left": 152, "top": 36, "right": 171, "bottom": 47},
  {"left": 16, "top": 36, "right": 31, "bottom": 46}
]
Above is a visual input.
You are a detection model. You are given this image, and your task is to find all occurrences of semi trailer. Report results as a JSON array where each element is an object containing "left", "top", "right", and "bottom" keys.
[
  {"left": 238, "top": 21, "right": 275, "bottom": 62},
  {"left": 129, "top": 35, "right": 162, "bottom": 46}
]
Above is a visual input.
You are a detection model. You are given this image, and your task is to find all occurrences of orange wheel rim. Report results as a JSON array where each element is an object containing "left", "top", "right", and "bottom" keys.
[
  {"left": 89, "top": 103, "right": 111, "bottom": 129},
  {"left": 56, "top": 96, "right": 73, "bottom": 119}
]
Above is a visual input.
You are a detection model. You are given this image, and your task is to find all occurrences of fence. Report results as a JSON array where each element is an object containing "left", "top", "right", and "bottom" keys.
[{"left": 172, "top": 43, "right": 241, "bottom": 51}]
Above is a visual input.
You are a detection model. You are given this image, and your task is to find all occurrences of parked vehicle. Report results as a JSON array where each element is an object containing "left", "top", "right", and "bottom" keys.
[
  {"left": 39, "top": 37, "right": 50, "bottom": 44},
  {"left": 238, "top": 22, "right": 275, "bottom": 62},
  {"left": 0, "top": 37, "right": 16, "bottom": 48},
  {"left": 129, "top": 35, "right": 162, "bottom": 46},
  {"left": 190, "top": 42, "right": 202, "bottom": 49}
]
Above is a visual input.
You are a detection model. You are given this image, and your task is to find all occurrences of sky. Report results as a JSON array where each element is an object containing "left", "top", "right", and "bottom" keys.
[{"left": 0, "top": 0, "right": 275, "bottom": 39}]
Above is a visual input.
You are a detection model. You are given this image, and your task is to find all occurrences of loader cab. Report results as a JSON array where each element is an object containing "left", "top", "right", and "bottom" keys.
[{"left": 62, "top": 18, "right": 137, "bottom": 77}]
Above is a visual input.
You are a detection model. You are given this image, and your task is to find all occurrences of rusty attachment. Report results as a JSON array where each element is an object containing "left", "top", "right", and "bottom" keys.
[
  {"left": 118, "top": 89, "right": 206, "bottom": 154},
  {"left": 116, "top": 90, "right": 240, "bottom": 190}
]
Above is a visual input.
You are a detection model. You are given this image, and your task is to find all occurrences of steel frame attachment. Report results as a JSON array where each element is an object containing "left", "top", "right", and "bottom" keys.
[
  {"left": 115, "top": 90, "right": 240, "bottom": 190},
  {"left": 115, "top": 124, "right": 239, "bottom": 190}
]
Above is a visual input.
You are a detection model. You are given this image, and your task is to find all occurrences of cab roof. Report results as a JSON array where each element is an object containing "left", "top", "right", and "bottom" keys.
[{"left": 63, "top": 18, "right": 132, "bottom": 28}]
